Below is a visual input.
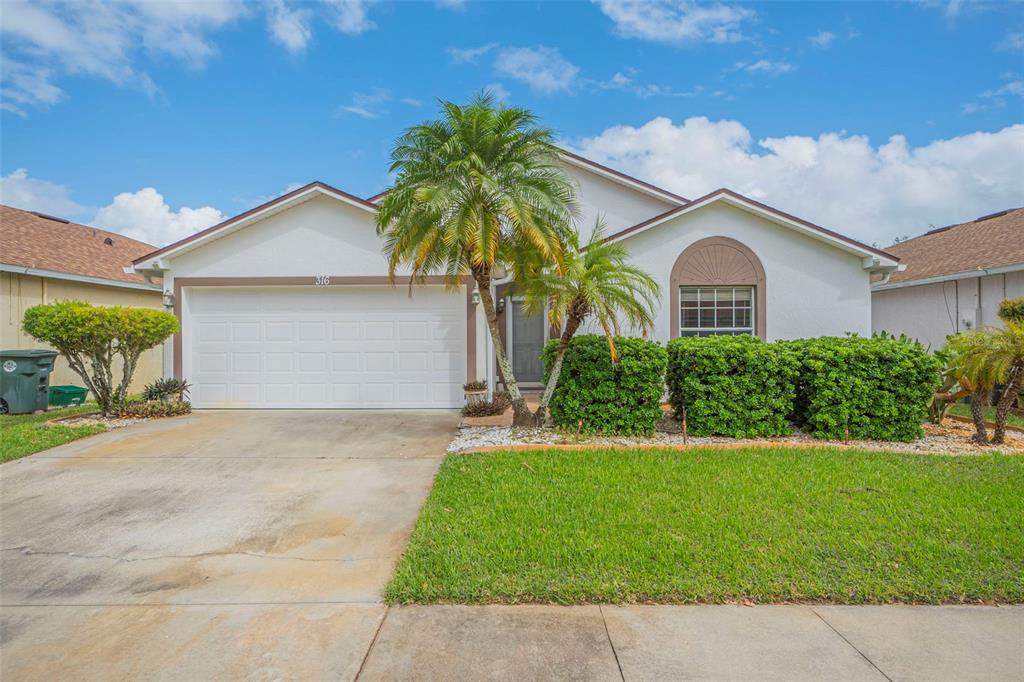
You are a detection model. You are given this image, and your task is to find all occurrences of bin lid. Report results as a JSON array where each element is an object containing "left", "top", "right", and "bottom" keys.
[{"left": 0, "top": 349, "right": 59, "bottom": 358}]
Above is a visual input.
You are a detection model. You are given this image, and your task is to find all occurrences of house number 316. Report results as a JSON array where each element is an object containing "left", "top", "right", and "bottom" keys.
[{"left": 314, "top": 275, "right": 331, "bottom": 286}]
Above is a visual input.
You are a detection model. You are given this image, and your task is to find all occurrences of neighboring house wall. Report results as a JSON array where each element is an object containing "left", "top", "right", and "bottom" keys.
[
  {"left": 872, "top": 270, "right": 1024, "bottom": 349},
  {"left": 612, "top": 202, "right": 873, "bottom": 342},
  {"left": 1, "top": 271, "right": 164, "bottom": 392},
  {"left": 563, "top": 163, "right": 678, "bottom": 243}
]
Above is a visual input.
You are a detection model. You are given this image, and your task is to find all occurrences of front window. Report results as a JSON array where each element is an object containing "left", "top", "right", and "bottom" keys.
[{"left": 679, "top": 286, "right": 754, "bottom": 337}]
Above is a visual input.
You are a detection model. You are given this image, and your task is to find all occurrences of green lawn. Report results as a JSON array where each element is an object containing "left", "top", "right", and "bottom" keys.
[
  {"left": 948, "top": 402, "right": 1024, "bottom": 429},
  {"left": 387, "top": 447, "right": 1024, "bottom": 605},
  {"left": 0, "top": 404, "right": 105, "bottom": 464}
]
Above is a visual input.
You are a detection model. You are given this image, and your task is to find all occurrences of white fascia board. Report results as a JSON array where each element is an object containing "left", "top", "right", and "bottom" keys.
[
  {"left": 134, "top": 185, "right": 376, "bottom": 267},
  {"left": 0, "top": 263, "right": 161, "bottom": 292},
  {"left": 609, "top": 191, "right": 900, "bottom": 270},
  {"left": 872, "top": 262, "right": 1024, "bottom": 291},
  {"left": 558, "top": 153, "right": 686, "bottom": 205}
]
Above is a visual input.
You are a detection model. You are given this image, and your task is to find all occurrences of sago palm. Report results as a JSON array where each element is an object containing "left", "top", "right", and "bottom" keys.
[
  {"left": 946, "top": 330, "right": 1002, "bottom": 443},
  {"left": 376, "top": 92, "right": 576, "bottom": 425},
  {"left": 947, "top": 320, "right": 1024, "bottom": 445},
  {"left": 516, "top": 220, "right": 660, "bottom": 424}
]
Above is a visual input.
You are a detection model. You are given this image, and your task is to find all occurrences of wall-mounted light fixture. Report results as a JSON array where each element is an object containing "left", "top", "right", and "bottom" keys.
[
  {"left": 472, "top": 289, "right": 481, "bottom": 306},
  {"left": 496, "top": 298, "right": 505, "bottom": 314},
  {"left": 162, "top": 292, "right": 175, "bottom": 309}
]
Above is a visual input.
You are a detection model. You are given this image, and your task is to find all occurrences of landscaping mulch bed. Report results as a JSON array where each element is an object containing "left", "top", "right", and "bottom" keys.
[
  {"left": 51, "top": 414, "right": 149, "bottom": 430},
  {"left": 448, "top": 415, "right": 1024, "bottom": 455}
]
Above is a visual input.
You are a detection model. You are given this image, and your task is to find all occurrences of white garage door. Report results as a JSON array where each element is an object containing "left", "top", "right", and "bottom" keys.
[{"left": 184, "top": 286, "right": 466, "bottom": 408}]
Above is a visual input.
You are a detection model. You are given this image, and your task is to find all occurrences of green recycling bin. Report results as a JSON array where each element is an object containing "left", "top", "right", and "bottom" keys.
[
  {"left": 0, "top": 349, "right": 59, "bottom": 415},
  {"left": 49, "top": 385, "right": 89, "bottom": 408}
]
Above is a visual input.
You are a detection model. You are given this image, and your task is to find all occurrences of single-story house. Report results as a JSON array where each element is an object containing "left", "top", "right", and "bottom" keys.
[
  {"left": 131, "top": 152, "right": 900, "bottom": 409},
  {"left": 1, "top": 204, "right": 165, "bottom": 391},
  {"left": 872, "top": 207, "right": 1024, "bottom": 349}
]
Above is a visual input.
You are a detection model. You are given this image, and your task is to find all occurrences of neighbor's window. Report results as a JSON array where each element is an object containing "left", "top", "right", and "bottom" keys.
[{"left": 679, "top": 286, "right": 754, "bottom": 337}]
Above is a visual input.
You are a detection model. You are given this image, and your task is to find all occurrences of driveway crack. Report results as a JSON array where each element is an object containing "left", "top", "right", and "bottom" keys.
[
  {"left": 1, "top": 546, "right": 386, "bottom": 564},
  {"left": 809, "top": 606, "right": 893, "bottom": 682}
]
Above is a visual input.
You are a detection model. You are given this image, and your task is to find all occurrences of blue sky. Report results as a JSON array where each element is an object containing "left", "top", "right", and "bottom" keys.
[{"left": 1, "top": 0, "right": 1022, "bottom": 247}]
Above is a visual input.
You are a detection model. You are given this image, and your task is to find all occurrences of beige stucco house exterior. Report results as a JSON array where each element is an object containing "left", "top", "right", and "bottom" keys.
[{"left": 1, "top": 204, "right": 164, "bottom": 393}]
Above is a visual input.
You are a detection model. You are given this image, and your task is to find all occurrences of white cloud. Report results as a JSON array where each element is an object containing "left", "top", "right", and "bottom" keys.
[
  {"left": 597, "top": 67, "right": 709, "bottom": 98},
  {"left": 485, "top": 82, "right": 510, "bottom": 102},
  {"left": 962, "top": 76, "right": 1024, "bottom": 113},
  {"left": 336, "top": 88, "right": 393, "bottom": 118},
  {"left": 596, "top": 0, "right": 755, "bottom": 44},
  {"left": 571, "top": 116, "right": 1024, "bottom": 245},
  {"left": 326, "top": 0, "right": 376, "bottom": 35},
  {"left": 0, "top": 0, "right": 245, "bottom": 111},
  {"left": 494, "top": 46, "right": 579, "bottom": 94},
  {"left": 0, "top": 168, "right": 83, "bottom": 216},
  {"left": 0, "top": 58, "right": 64, "bottom": 116},
  {"left": 809, "top": 30, "right": 835, "bottom": 48},
  {"left": 735, "top": 59, "right": 794, "bottom": 75},
  {"left": 447, "top": 43, "right": 498, "bottom": 64},
  {"left": 267, "top": 0, "right": 313, "bottom": 54},
  {"left": 998, "top": 31, "right": 1024, "bottom": 52},
  {"left": 94, "top": 188, "right": 224, "bottom": 247}
]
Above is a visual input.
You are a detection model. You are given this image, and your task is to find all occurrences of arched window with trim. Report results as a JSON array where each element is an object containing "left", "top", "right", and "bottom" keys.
[{"left": 669, "top": 236, "right": 767, "bottom": 339}]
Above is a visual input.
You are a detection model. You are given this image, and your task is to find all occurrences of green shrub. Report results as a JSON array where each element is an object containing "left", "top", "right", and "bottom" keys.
[
  {"left": 23, "top": 301, "right": 179, "bottom": 416},
  {"left": 998, "top": 297, "right": 1024, "bottom": 324},
  {"left": 542, "top": 334, "right": 666, "bottom": 435},
  {"left": 787, "top": 335, "right": 941, "bottom": 441},
  {"left": 666, "top": 335, "right": 800, "bottom": 437},
  {"left": 115, "top": 400, "right": 192, "bottom": 418}
]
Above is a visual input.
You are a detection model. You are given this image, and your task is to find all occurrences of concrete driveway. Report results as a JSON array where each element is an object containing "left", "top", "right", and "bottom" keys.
[{"left": 0, "top": 410, "right": 458, "bottom": 681}]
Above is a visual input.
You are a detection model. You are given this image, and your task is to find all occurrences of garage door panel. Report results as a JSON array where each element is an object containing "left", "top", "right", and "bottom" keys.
[{"left": 186, "top": 286, "right": 465, "bottom": 408}]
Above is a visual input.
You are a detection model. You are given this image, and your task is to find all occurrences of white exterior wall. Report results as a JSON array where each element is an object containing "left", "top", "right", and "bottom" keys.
[
  {"left": 617, "top": 202, "right": 873, "bottom": 343},
  {"left": 561, "top": 163, "right": 678, "bottom": 244},
  {"left": 872, "top": 270, "right": 1024, "bottom": 349}
]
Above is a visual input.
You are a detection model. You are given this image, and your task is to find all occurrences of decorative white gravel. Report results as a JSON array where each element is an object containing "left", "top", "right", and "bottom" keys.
[
  {"left": 448, "top": 420, "right": 1024, "bottom": 455},
  {"left": 52, "top": 415, "right": 147, "bottom": 429}
]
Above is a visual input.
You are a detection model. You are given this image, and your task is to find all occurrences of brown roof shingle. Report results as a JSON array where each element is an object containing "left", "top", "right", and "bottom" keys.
[
  {"left": 0, "top": 204, "right": 157, "bottom": 286},
  {"left": 883, "top": 208, "right": 1024, "bottom": 284}
]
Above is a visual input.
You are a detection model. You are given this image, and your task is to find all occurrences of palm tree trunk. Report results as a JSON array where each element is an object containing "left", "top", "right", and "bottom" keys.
[
  {"left": 474, "top": 273, "right": 532, "bottom": 426},
  {"left": 534, "top": 314, "right": 583, "bottom": 426},
  {"left": 969, "top": 388, "right": 989, "bottom": 444},
  {"left": 992, "top": 360, "right": 1024, "bottom": 445}
]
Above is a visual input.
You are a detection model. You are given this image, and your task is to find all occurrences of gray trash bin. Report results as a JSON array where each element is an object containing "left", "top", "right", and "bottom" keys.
[{"left": 0, "top": 349, "right": 59, "bottom": 414}]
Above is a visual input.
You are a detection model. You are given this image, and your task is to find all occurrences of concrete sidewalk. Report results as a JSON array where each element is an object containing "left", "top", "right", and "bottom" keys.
[{"left": 357, "top": 604, "right": 1024, "bottom": 682}]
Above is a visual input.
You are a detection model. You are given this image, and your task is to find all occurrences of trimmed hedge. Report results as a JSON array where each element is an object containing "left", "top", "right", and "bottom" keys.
[
  {"left": 542, "top": 334, "right": 667, "bottom": 435},
  {"left": 786, "top": 335, "right": 941, "bottom": 441},
  {"left": 666, "top": 335, "right": 800, "bottom": 437}
]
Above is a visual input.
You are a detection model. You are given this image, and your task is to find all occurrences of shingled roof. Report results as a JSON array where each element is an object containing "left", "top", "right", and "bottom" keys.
[
  {"left": 0, "top": 204, "right": 158, "bottom": 287},
  {"left": 882, "top": 207, "right": 1024, "bottom": 285}
]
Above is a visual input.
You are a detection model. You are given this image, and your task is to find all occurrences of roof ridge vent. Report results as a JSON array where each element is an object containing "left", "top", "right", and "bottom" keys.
[
  {"left": 973, "top": 207, "right": 1019, "bottom": 223},
  {"left": 30, "top": 211, "right": 70, "bottom": 224}
]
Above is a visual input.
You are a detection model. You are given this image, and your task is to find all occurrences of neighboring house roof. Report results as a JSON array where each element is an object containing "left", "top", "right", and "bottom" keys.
[
  {"left": 365, "top": 148, "right": 690, "bottom": 206},
  {"left": 876, "top": 207, "right": 1024, "bottom": 288},
  {"left": 0, "top": 204, "right": 159, "bottom": 290},
  {"left": 134, "top": 181, "right": 378, "bottom": 267},
  {"left": 603, "top": 188, "right": 900, "bottom": 269}
]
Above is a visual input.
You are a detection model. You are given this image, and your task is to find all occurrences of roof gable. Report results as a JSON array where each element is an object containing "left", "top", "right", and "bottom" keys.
[
  {"left": 604, "top": 188, "right": 900, "bottom": 270},
  {"left": 134, "top": 181, "right": 377, "bottom": 268}
]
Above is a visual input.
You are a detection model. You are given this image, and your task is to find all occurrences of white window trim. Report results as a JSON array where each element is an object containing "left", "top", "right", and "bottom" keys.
[{"left": 679, "top": 285, "right": 756, "bottom": 336}]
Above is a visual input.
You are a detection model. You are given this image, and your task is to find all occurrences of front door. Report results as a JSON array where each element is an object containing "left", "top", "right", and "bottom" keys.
[{"left": 509, "top": 302, "right": 546, "bottom": 384}]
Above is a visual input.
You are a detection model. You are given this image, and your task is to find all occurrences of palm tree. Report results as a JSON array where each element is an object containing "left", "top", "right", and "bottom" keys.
[
  {"left": 947, "top": 321, "right": 1024, "bottom": 444},
  {"left": 946, "top": 331, "right": 1001, "bottom": 444},
  {"left": 376, "top": 92, "right": 576, "bottom": 426},
  {"left": 516, "top": 220, "right": 660, "bottom": 424}
]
